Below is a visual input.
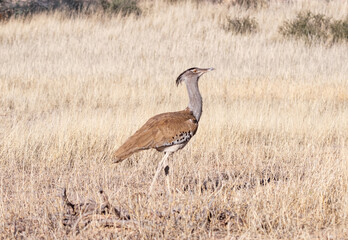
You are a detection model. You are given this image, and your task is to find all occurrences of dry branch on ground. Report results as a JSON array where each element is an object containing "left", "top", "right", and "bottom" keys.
[{"left": 59, "top": 188, "right": 131, "bottom": 233}]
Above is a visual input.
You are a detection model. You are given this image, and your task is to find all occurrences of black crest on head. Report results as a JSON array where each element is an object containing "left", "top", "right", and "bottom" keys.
[{"left": 176, "top": 67, "right": 197, "bottom": 86}]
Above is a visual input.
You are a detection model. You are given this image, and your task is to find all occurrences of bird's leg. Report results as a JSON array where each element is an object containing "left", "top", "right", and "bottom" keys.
[
  {"left": 149, "top": 152, "right": 170, "bottom": 195},
  {"left": 164, "top": 164, "right": 171, "bottom": 196}
]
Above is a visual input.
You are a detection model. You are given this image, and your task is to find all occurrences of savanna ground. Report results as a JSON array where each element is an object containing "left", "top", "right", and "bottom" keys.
[{"left": 0, "top": 0, "right": 348, "bottom": 238}]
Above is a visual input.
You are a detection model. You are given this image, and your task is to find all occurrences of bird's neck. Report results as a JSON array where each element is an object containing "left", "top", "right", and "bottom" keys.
[{"left": 186, "top": 80, "right": 202, "bottom": 121}]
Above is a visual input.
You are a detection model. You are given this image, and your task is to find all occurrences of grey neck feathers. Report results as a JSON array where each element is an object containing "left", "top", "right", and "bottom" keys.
[{"left": 186, "top": 79, "right": 202, "bottom": 121}]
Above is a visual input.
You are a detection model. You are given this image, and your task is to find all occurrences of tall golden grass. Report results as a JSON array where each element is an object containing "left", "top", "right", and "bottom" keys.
[{"left": 0, "top": 0, "right": 348, "bottom": 238}]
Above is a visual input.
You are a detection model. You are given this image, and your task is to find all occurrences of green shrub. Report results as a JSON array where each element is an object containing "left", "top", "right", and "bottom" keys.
[
  {"left": 224, "top": 16, "right": 258, "bottom": 34},
  {"left": 232, "top": 0, "right": 269, "bottom": 9},
  {"left": 330, "top": 18, "right": 348, "bottom": 43},
  {"left": 101, "top": 0, "right": 141, "bottom": 16},
  {"left": 166, "top": 0, "right": 223, "bottom": 4},
  {"left": 0, "top": 0, "right": 96, "bottom": 19},
  {"left": 279, "top": 11, "right": 348, "bottom": 44},
  {"left": 0, "top": 1, "right": 47, "bottom": 18},
  {"left": 279, "top": 11, "right": 330, "bottom": 42},
  {"left": 0, "top": 0, "right": 142, "bottom": 19}
]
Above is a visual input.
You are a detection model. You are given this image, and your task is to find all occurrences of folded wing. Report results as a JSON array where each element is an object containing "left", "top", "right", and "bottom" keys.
[{"left": 113, "top": 108, "right": 198, "bottom": 162}]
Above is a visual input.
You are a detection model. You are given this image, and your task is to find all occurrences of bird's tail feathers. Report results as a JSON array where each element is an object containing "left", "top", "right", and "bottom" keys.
[
  {"left": 113, "top": 130, "right": 154, "bottom": 163},
  {"left": 113, "top": 147, "right": 141, "bottom": 163}
]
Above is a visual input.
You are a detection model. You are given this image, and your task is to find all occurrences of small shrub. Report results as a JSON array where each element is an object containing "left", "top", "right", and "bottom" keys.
[
  {"left": 224, "top": 16, "right": 258, "bottom": 35},
  {"left": 330, "top": 18, "right": 348, "bottom": 43},
  {"left": 279, "top": 11, "right": 348, "bottom": 44},
  {"left": 232, "top": 0, "right": 269, "bottom": 9},
  {"left": 279, "top": 11, "right": 331, "bottom": 43},
  {"left": 101, "top": 0, "right": 141, "bottom": 16},
  {"left": 0, "top": 0, "right": 142, "bottom": 19},
  {"left": 58, "top": 0, "right": 88, "bottom": 13},
  {"left": 0, "top": 0, "right": 96, "bottom": 19},
  {"left": 166, "top": 0, "right": 223, "bottom": 4},
  {"left": 6, "top": 1, "right": 50, "bottom": 18}
]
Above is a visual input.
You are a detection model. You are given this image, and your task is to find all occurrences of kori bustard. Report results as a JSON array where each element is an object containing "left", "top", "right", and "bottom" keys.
[{"left": 114, "top": 67, "right": 215, "bottom": 194}]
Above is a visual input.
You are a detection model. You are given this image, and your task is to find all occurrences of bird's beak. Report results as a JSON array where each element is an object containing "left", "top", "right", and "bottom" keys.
[
  {"left": 199, "top": 67, "right": 215, "bottom": 76},
  {"left": 202, "top": 67, "right": 215, "bottom": 72}
]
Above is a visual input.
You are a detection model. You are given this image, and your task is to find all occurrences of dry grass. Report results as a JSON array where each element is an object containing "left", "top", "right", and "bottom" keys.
[{"left": 1, "top": 0, "right": 348, "bottom": 238}]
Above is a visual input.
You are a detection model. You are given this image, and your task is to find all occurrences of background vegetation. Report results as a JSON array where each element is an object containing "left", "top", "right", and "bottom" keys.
[
  {"left": 279, "top": 11, "right": 348, "bottom": 44},
  {"left": 0, "top": 0, "right": 348, "bottom": 238}
]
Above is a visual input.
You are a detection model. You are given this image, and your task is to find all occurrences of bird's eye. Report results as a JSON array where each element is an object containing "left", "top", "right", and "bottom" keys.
[{"left": 192, "top": 69, "right": 197, "bottom": 73}]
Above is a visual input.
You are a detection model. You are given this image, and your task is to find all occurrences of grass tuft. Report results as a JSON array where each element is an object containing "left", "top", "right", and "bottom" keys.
[{"left": 224, "top": 16, "right": 258, "bottom": 34}]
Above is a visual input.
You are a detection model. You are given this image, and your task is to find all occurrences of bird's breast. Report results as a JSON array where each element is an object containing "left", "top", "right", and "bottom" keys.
[
  {"left": 155, "top": 130, "right": 194, "bottom": 152},
  {"left": 158, "top": 143, "right": 187, "bottom": 153}
]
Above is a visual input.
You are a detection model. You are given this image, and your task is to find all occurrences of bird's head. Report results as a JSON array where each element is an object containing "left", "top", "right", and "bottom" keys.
[{"left": 176, "top": 67, "right": 215, "bottom": 86}]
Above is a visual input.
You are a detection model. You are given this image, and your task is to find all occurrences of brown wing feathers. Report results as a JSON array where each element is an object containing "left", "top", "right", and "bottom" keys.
[{"left": 113, "top": 108, "right": 198, "bottom": 163}]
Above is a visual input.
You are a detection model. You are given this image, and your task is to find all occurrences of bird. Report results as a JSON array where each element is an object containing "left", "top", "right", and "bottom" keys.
[{"left": 113, "top": 67, "right": 215, "bottom": 195}]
